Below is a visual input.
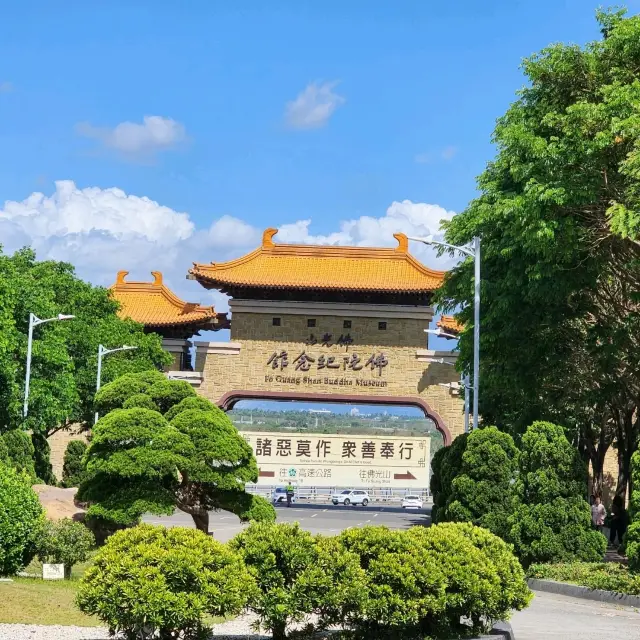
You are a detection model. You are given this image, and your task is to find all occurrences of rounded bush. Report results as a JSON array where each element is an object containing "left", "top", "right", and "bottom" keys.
[
  {"left": 36, "top": 518, "right": 95, "bottom": 579},
  {"left": 62, "top": 440, "right": 88, "bottom": 488},
  {"left": 148, "top": 379, "right": 196, "bottom": 414},
  {"left": 0, "top": 462, "right": 44, "bottom": 575},
  {"left": 164, "top": 396, "right": 225, "bottom": 422},
  {"left": 2, "top": 430, "right": 36, "bottom": 481},
  {"left": 94, "top": 370, "right": 166, "bottom": 414},
  {"left": 0, "top": 437, "right": 9, "bottom": 464},
  {"left": 626, "top": 449, "right": 640, "bottom": 571},
  {"left": 122, "top": 393, "right": 159, "bottom": 411},
  {"left": 231, "top": 522, "right": 366, "bottom": 639},
  {"left": 508, "top": 497, "right": 606, "bottom": 567},
  {"left": 430, "top": 433, "right": 468, "bottom": 524},
  {"left": 77, "top": 524, "right": 254, "bottom": 639}
]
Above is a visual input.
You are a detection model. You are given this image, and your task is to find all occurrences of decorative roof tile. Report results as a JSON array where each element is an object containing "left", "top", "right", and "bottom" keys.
[
  {"left": 189, "top": 229, "right": 446, "bottom": 293},
  {"left": 437, "top": 315, "right": 463, "bottom": 336},
  {"left": 110, "top": 271, "right": 225, "bottom": 329}
]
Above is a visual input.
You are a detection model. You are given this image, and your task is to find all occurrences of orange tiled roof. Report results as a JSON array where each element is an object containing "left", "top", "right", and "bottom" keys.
[
  {"left": 110, "top": 271, "right": 223, "bottom": 328},
  {"left": 437, "top": 315, "right": 463, "bottom": 336},
  {"left": 189, "top": 229, "right": 446, "bottom": 293}
]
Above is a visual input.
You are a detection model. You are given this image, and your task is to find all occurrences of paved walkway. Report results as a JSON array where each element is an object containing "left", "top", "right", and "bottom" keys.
[{"left": 511, "top": 590, "right": 640, "bottom": 639}]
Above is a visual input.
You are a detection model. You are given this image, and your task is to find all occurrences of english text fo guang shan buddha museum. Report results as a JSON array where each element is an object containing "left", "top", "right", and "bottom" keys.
[{"left": 109, "top": 228, "right": 465, "bottom": 447}]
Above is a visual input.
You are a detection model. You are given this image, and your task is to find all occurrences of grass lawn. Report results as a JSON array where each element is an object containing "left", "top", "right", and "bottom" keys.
[{"left": 0, "top": 578, "right": 100, "bottom": 626}]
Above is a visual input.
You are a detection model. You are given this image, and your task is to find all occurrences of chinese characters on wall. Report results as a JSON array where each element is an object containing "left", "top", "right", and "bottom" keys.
[{"left": 266, "top": 350, "right": 389, "bottom": 375}]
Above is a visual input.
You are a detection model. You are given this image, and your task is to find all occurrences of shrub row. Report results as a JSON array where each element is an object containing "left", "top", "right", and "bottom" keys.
[
  {"left": 77, "top": 521, "right": 532, "bottom": 640},
  {"left": 528, "top": 562, "right": 640, "bottom": 595},
  {"left": 431, "top": 421, "right": 606, "bottom": 567}
]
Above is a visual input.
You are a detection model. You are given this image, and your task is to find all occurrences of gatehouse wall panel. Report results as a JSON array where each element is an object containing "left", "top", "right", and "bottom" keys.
[{"left": 194, "top": 309, "right": 465, "bottom": 439}]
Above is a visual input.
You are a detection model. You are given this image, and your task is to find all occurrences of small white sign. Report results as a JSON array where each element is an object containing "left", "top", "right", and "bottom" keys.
[{"left": 42, "top": 563, "right": 65, "bottom": 580}]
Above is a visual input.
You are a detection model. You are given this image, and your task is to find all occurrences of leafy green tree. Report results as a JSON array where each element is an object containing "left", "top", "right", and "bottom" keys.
[
  {"left": 625, "top": 449, "right": 640, "bottom": 571},
  {"left": 430, "top": 433, "right": 468, "bottom": 524},
  {"left": 2, "top": 430, "right": 36, "bottom": 481},
  {"left": 77, "top": 524, "right": 254, "bottom": 639},
  {"left": 444, "top": 426, "right": 518, "bottom": 538},
  {"left": 508, "top": 422, "right": 606, "bottom": 566},
  {"left": 32, "top": 433, "right": 56, "bottom": 485},
  {"left": 61, "top": 440, "right": 89, "bottom": 488},
  {"left": 79, "top": 373, "right": 276, "bottom": 533},
  {"left": 0, "top": 462, "right": 44, "bottom": 575},
  {"left": 36, "top": 518, "right": 95, "bottom": 579},
  {"left": 231, "top": 522, "right": 367, "bottom": 639},
  {"left": 435, "top": 7, "right": 640, "bottom": 499},
  {"left": 0, "top": 247, "right": 170, "bottom": 482}
]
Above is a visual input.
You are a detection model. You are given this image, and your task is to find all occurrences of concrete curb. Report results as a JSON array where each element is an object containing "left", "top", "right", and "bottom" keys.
[{"left": 528, "top": 578, "right": 640, "bottom": 608}]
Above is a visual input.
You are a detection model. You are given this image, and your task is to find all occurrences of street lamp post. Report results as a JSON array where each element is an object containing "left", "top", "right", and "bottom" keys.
[
  {"left": 409, "top": 235, "right": 481, "bottom": 430},
  {"left": 95, "top": 344, "right": 138, "bottom": 424},
  {"left": 24, "top": 313, "right": 75, "bottom": 418}
]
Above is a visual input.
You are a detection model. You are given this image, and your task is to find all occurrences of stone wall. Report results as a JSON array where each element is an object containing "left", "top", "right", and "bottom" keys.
[{"left": 194, "top": 305, "right": 465, "bottom": 441}]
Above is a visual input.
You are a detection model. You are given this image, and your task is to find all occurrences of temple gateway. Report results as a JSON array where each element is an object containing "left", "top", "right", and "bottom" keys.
[{"left": 110, "top": 229, "right": 465, "bottom": 445}]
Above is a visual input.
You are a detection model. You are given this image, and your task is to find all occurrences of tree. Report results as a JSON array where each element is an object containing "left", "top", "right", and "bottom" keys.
[
  {"left": 0, "top": 247, "right": 170, "bottom": 480},
  {"left": 625, "top": 448, "right": 640, "bottom": 571},
  {"left": 78, "top": 372, "right": 276, "bottom": 533},
  {"left": 435, "top": 8, "right": 640, "bottom": 499},
  {"left": 444, "top": 426, "right": 518, "bottom": 539},
  {"left": 61, "top": 440, "right": 89, "bottom": 488},
  {"left": 508, "top": 422, "right": 606, "bottom": 566},
  {"left": 0, "top": 462, "right": 44, "bottom": 575},
  {"left": 430, "top": 433, "right": 468, "bottom": 524},
  {"left": 36, "top": 518, "right": 95, "bottom": 579},
  {"left": 0, "top": 250, "right": 170, "bottom": 429},
  {"left": 2, "top": 430, "right": 36, "bottom": 481}
]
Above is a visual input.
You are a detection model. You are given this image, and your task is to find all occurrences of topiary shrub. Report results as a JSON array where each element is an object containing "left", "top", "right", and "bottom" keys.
[
  {"left": 430, "top": 433, "right": 468, "bottom": 524},
  {"left": 2, "top": 430, "right": 36, "bottom": 482},
  {"left": 231, "top": 522, "right": 366, "bottom": 639},
  {"left": 444, "top": 426, "right": 518, "bottom": 538},
  {"left": 32, "top": 432, "right": 56, "bottom": 485},
  {"left": 0, "top": 437, "right": 9, "bottom": 464},
  {"left": 94, "top": 370, "right": 166, "bottom": 414},
  {"left": 36, "top": 518, "right": 95, "bottom": 579},
  {"left": 77, "top": 524, "right": 254, "bottom": 639},
  {"left": 164, "top": 395, "right": 226, "bottom": 422},
  {"left": 624, "top": 449, "right": 640, "bottom": 571},
  {"left": 122, "top": 393, "right": 159, "bottom": 411},
  {"left": 0, "top": 462, "right": 45, "bottom": 575},
  {"left": 147, "top": 379, "right": 196, "bottom": 414},
  {"left": 62, "top": 440, "right": 88, "bottom": 488},
  {"left": 508, "top": 421, "right": 606, "bottom": 566}
]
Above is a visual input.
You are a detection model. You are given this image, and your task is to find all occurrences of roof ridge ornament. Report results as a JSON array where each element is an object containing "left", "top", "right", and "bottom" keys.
[
  {"left": 151, "top": 271, "right": 163, "bottom": 286},
  {"left": 262, "top": 228, "right": 278, "bottom": 248},
  {"left": 116, "top": 270, "right": 129, "bottom": 285},
  {"left": 393, "top": 233, "right": 408, "bottom": 253}
]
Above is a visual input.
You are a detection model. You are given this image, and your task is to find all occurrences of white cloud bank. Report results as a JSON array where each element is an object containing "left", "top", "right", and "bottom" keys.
[
  {"left": 76, "top": 115, "right": 187, "bottom": 160},
  {"left": 285, "top": 81, "right": 345, "bottom": 130},
  {"left": 0, "top": 181, "right": 457, "bottom": 313}
]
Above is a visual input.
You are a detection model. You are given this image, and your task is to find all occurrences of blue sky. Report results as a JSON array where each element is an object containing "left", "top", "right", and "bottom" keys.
[{"left": 1, "top": 1, "right": 636, "bottom": 350}]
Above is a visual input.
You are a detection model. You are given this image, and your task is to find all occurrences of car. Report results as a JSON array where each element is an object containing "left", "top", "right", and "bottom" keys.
[
  {"left": 331, "top": 490, "right": 369, "bottom": 506},
  {"left": 401, "top": 494, "right": 424, "bottom": 509},
  {"left": 272, "top": 487, "right": 296, "bottom": 504}
]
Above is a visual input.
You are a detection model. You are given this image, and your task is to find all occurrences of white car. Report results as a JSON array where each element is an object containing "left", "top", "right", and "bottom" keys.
[
  {"left": 272, "top": 487, "right": 296, "bottom": 504},
  {"left": 401, "top": 495, "right": 424, "bottom": 509},
  {"left": 332, "top": 490, "right": 369, "bottom": 506}
]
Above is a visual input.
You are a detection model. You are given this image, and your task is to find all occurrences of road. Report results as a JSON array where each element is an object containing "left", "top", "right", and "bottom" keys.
[
  {"left": 143, "top": 502, "right": 428, "bottom": 542},
  {"left": 511, "top": 590, "right": 640, "bottom": 639},
  {"left": 144, "top": 504, "right": 640, "bottom": 638}
]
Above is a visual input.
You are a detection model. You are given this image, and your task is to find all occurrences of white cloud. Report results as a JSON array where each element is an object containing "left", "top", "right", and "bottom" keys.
[
  {"left": 441, "top": 146, "right": 457, "bottom": 161},
  {"left": 0, "top": 182, "right": 458, "bottom": 319},
  {"left": 76, "top": 115, "right": 187, "bottom": 159},
  {"left": 285, "top": 81, "right": 345, "bottom": 130},
  {"left": 415, "top": 146, "right": 458, "bottom": 164},
  {"left": 0, "top": 82, "right": 14, "bottom": 93}
]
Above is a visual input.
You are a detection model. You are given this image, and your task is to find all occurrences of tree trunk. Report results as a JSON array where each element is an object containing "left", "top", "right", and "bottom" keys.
[
  {"left": 271, "top": 620, "right": 287, "bottom": 640},
  {"left": 190, "top": 511, "right": 209, "bottom": 534},
  {"left": 615, "top": 409, "right": 636, "bottom": 501}
]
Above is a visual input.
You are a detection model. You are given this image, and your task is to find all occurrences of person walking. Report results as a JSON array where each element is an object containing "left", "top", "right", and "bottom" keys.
[
  {"left": 285, "top": 482, "right": 295, "bottom": 508},
  {"left": 591, "top": 495, "right": 606, "bottom": 533}
]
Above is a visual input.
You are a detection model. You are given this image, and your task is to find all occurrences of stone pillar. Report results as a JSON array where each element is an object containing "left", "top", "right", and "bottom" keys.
[{"left": 162, "top": 338, "right": 191, "bottom": 371}]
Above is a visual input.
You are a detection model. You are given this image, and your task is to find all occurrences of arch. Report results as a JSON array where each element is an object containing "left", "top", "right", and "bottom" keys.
[{"left": 217, "top": 389, "right": 452, "bottom": 446}]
